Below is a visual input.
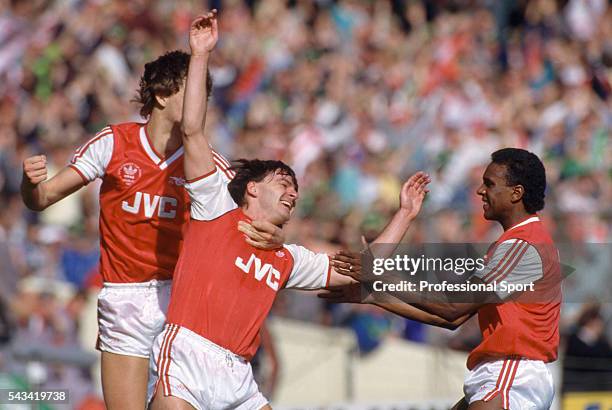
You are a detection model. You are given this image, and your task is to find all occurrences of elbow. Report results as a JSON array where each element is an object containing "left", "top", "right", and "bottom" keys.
[
  {"left": 21, "top": 194, "right": 46, "bottom": 212},
  {"left": 441, "top": 320, "right": 460, "bottom": 331},
  {"left": 23, "top": 201, "right": 46, "bottom": 212},
  {"left": 438, "top": 309, "right": 463, "bottom": 323},
  {"left": 180, "top": 123, "right": 202, "bottom": 139}
]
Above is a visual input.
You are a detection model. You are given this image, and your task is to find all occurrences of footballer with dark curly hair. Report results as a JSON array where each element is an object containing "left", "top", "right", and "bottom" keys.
[{"left": 325, "top": 148, "right": 561, "bottom": 410}]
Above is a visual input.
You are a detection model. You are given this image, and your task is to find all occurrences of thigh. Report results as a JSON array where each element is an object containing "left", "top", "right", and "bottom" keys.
[
  {"left": 451, "top": 397, "right": 469, "bottom": 410},
  {"left": 468, "top": 395, "right": 504, "bottom": 410},
  {"left": 149, "top": 386, "right": 197, "bottom": 410},
  {"left": 101, "top": 351, "right": 149, "bottom": 410}
]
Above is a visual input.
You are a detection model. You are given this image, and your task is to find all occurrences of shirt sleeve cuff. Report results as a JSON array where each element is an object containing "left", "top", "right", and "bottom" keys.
[
  {"left": 68, "top": 164, "right": 89, "bottom": 184},
  {"left": 324, "top": 256, "right": 332, "bottom": 287}
]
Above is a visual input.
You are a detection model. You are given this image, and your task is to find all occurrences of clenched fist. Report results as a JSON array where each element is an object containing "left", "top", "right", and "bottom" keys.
[{"left": 23, "top": 155, "right": 48, "bottom": 185}]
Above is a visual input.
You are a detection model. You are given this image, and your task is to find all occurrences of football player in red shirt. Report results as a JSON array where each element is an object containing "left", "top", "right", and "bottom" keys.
[
  {"left": 327, "top": 148, "right": 561, "bottom": 410},
  {"left": 147, "top": 11, "right": 432, "bottom": 410},
  {"left": 21, "top": 47, "right": 282, "bottom": 410}
]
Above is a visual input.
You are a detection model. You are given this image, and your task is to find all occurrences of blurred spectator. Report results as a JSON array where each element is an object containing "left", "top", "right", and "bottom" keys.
[{"left": 562, "top": 304, "right": 612, "bottom": 392}]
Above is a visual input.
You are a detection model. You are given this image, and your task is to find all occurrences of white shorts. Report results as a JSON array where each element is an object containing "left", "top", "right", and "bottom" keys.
[
  {"left": 96, "top": 280, "right": 171, "bottom": 358},
  {"left": 148, "top": 324, "right": 268, "bottom": 410},
  {"left": 464, "top": 358, "right": 554, "bottom": 409}
]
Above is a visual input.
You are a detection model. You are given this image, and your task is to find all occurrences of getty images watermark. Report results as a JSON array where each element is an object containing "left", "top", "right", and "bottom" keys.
[
  {"left": 371, "top": 253, "right": 535, "bottom": 294},
  {"left": 354, "top": 243, "right": 601, "bottom": 304}
]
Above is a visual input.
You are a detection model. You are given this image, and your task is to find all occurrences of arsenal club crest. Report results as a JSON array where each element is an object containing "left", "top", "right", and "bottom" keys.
[{"left": 120, "top": 162, "right": 142, "bottom": 186}]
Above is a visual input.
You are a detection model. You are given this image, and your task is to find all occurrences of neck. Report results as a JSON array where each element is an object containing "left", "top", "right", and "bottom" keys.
[
  {"left": 242, "top": 204, "right": 267, "bottom": 222},
  {"left": 146, "top": 113, "right": 182, "bottom": 156},
  {"left": 241, "top": 204, "right": 283, "bottom": 228},
  {"left": 500, "top": 211, "right": 535, "bottom": 231}
]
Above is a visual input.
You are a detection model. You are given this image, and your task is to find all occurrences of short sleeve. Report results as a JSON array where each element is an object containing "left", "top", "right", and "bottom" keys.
[
  {"left": 69, "top": 127, "right": 114, "bottom": 182},
  {"left": 184, "top": 168, "right": 237, "bottom": 220},
  {"left": 283, "top": 244, "right": 331, "bottom": 290},
  {"left": 474, "top": 239, "right": 543, "bottom": 299}
]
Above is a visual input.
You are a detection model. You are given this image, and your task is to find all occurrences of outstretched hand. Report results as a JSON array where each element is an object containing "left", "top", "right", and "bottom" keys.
[
  {"left": 400, "top": 171, "right": 430, "bottom": 220},
  {"left": 189, "top": 10, "right": 218, "bottom": 55}
]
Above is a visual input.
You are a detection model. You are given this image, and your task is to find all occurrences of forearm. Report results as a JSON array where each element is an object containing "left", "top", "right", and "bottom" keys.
[
  {"left": 182, "top": 53, "right": 210, "bottom": 138},
  {"left": 21, "top": 167, "right": 84, "bottom": 211},
  {"left": 373, "top": 209, "right": 414, "bottom": 245},
  {"left": 410, "top": 301, "right": 477, "bottom": 322},
  {"left": 373, "top": 300, "right": 465, "bottom": 330},
  {"left": 20, "top": 180, "right": 47, "bottom": 211},
  {"left": 181, "top": 53, "right": 216, "bottom": 180},
  {"left": 368, "top": 208, "right": 414, "bottom": 260}
]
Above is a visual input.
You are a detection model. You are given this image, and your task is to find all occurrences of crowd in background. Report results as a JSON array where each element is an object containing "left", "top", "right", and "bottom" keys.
[{"left": 0, "top": 0, "right": 610, "bottom": 404}]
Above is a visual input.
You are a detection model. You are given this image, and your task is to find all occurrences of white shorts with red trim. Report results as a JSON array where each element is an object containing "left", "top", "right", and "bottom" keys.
[
  {"left": 148, "top": 324, "right": 268, "bottom": 410},
  {"left": 464, "top": 358, "right": 554, "bottom": 410},
  {"left": 97, "top": 280, "right": 171, "bottom": 358}
]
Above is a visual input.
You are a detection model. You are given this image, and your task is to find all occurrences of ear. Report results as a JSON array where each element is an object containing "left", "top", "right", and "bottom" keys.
[
  {"left": 511, "top": 185, "right": 524, "bottom": 204},
  {"left": 246, "top": 181, "right": 258, "bottom": 198},
  {"left": 155, "top": 94, "right": 169, "bottom": 108}
]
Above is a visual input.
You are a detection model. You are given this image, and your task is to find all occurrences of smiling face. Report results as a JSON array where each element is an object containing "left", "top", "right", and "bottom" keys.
[
  {"left": 252, "top": 169, "right": 299, "bottom": 226},
  {"left": 476, "top": 162, "right": 519, "bottom": 222}
]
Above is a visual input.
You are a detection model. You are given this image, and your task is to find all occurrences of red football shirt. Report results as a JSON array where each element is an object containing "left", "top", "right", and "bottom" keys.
[
  {"left": 468, "top": 216, "right": 561, "bottom": 369},
  {"left": 69, "top": 122, "right": 234, "bottom": 283},
  {"left": 166, "top": 169, "right": 331, "bottom": 360}
]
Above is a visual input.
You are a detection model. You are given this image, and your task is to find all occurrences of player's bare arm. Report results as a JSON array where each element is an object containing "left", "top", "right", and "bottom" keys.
[
  {"left": 372, "top": 171, "right": 430, "bottom": 247},
  {"left": 324, "top": 172, "right": 430, "bottom": 287},
  {"left": 181, "top": 10, "right": 218, "bottom": 181},
  {"left": 329, "top": 171, "right": 430, "bottom": 285},
  {"left": 323, "top": 250, "right": 474, "bottom": 329},
  {"left": 409, "top": 280, "right": 500, "bottom": 322},
  {"left": 318, "top": 281, "right": 472, "bottom": 330},
  {"left": 21, "top": 155, "right": 85, "bottom": 211},
  {"left": 332, "top": 246, "right": 498, "bottom": 322}
]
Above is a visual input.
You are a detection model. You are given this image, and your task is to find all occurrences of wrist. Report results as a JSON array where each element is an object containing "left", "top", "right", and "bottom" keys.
[
  {"left": 396, "top": 208, "right": 416, "bottom": 221},
  {"left": 190, "top": 52, "right": 211, "bottom": 58},
  {"left": 21, "top": 178, "right": 37, "bottom": 190}
]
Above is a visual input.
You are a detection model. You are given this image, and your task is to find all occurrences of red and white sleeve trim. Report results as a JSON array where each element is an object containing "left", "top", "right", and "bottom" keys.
[
  {"left": 483, "top": 240, "right": 529, "bottom": 284},
  {"left": 325, "top": 256, "right": 332, "bottom": 287},
  {"left": 185, "top": 167, "right": 218, "bottom": 184},
  {"left": 68, "top": 164, "right": 89, "bottom": 184},
  {"left": 71, "top": 127, "right": 113, "bottom": 163}
]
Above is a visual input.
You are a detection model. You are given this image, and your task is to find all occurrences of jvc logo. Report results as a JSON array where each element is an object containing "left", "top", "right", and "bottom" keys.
[
  {"left": 121, "top": 192, "right": 178, "bottom": 219},
  {"left": 235, "top": 254, "right": 281, "bottom": 291}
]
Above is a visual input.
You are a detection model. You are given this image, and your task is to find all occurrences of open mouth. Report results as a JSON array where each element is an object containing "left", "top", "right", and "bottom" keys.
[{"left": 280, "top": 200, "right": 293, "bottom": 211}]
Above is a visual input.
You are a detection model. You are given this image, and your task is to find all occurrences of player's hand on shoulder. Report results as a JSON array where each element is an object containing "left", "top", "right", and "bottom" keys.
[
  {"left": 189, "top": 10, "right": 218, "bottom": 55},
  {"left": 238, "top": 220, "right": 285, "bottom": 250},
  {"left": 22, "top": 155, "right": 48, "bottom": 186},
  {"left": 400, "top": 171, "right": 430, "bottom": 219}
]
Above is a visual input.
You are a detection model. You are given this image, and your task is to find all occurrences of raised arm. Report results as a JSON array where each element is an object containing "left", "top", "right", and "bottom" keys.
[
  {"left": 327, "top": 171, "right": 430, "bottom": 286},
  {"left": 372, "top": 171, "right": 429, "bottom": 247},
  {"left": 181, "top": 10, "right": 218, "bottom": 181},
  {"left": 21, "top": 155, "right": 85, "bottom": 211}
]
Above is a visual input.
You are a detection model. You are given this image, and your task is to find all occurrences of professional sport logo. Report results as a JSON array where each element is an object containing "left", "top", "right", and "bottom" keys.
[{"left": 119, "top": 162, "right": 142, "bottom": 186}]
